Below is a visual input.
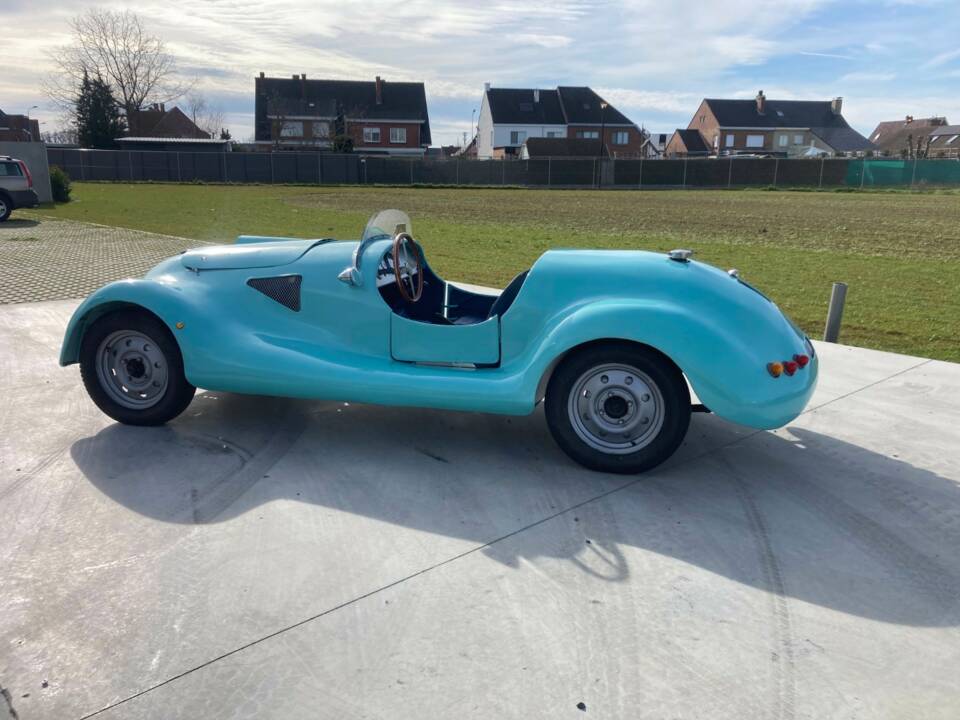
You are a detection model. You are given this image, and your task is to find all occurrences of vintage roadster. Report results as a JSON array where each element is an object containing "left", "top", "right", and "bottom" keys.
[{"left": 60, "top": 210, "right": 817, "bottom": 474}]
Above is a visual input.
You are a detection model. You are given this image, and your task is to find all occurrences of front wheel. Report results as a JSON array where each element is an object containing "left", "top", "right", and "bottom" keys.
[
  {"left": 545, "top": 343, "right": 691, "bottom": 474},
  {"left": 80, "top": 309, "right": 196, "bottom": 425}
]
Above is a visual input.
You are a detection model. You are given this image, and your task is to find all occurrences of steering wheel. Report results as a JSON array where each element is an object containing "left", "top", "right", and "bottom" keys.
[{"left": 392, "top": 232, "right": 423, "bottom": 302}]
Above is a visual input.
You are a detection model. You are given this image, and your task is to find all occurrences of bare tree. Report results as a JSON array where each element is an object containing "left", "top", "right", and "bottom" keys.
[
  {"left": 184, "top": 91, "right": 226, "bottom": 138},
  {"left": 44, "top": 8, "right": 187, "bottom": 119}
]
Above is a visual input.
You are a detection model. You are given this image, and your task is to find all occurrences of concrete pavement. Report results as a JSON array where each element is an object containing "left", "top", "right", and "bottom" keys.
[{"left": 1, "top": 298, "right": 958, "bottom": 720}]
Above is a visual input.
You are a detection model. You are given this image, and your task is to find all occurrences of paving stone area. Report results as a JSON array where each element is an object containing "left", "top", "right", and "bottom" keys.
[{"left": 0, "top": 217, "right": 210, "bottom": 304}]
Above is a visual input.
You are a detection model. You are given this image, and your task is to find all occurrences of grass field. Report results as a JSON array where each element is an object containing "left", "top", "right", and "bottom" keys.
[{"left": 30, "top": 182, "right": 960, "bottom": 362}]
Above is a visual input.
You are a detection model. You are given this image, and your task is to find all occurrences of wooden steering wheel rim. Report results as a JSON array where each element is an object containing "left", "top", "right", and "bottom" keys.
[{"left": 392, "top": 232, "right": 423, "bottom": 303}]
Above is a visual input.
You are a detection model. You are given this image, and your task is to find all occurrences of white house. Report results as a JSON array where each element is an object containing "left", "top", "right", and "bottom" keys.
[{"left": 476, "top": 84, "right": 643, "bottom": 159}]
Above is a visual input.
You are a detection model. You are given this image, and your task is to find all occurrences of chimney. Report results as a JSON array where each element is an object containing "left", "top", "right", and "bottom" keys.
[
  {"left": 160, "top": 103, "right": 165, "bottom": 112},
  {"left": 301, "top": 73, "right": 306, "bottom": 80},
  {"left": 300, "top": 73, "right": 306, "bottom": 97},
  {"left": 259, "top": 71, "right": 264, "bottom": 79},
  {"left": 533, "top": 89, "right": 540, "bottom": 103},
  {"left": 484, "top": 82, "right": 491, "bottom": 93},
  {"left": 375, "top": 75, "right": 383, "bottom": 105},
  {"left": 292, "top": 74, "right": 298, "bottom": 80},
  {"left": 905, "top": 115, "right": 913, "bottom": 123},
  {"left": 756, "top": 90, "right": 766, "bottom": 115},
  {"left": 831, "top": 96, "right": 843, "bottom": 115}
]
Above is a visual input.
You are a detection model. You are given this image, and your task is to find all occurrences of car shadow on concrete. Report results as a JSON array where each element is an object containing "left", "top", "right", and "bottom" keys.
[
  {"left": 1, "top": 218, "right": 40, "bottom": 229},
  {"left": 70, "top": 392, "right": 960, "bottom": 628}
]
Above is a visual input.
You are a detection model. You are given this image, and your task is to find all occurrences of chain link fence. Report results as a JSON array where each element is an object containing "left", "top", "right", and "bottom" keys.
[{"left": 46, "top": 148, "right": 960, "bottom": 190}]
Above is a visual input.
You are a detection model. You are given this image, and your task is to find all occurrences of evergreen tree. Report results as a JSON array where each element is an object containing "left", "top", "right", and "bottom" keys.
[{"left": 75, "top": 72, "right": 126, "bottom": 149}]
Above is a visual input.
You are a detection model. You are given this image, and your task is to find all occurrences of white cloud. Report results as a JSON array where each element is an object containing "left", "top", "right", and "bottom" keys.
[
  {"left": 839, "top": 72, "right": 897, "bottom": 82},
  {"left": 921, "top": 48, "right": 960, "bottom": 68}
]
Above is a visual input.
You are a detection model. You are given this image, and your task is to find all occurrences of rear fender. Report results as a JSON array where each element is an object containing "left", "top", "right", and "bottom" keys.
[{"left": 520, "top": 299, "right": 815, "bottom": 429}]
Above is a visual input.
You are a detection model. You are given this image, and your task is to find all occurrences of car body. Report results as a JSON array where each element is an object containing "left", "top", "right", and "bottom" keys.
[
  {"left": 61, "top": 210, "right": 818, "bottom": 473},
  {"left": 0, "top": 155, "right": 40, "bottom": 221}
]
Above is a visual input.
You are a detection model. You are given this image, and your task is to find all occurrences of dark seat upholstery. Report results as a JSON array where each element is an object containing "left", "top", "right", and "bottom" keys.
[{"left": 486, "top": 270, "right": 529, "bottom": 319}]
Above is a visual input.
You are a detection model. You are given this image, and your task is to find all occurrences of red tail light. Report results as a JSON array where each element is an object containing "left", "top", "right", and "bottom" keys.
[
  {"left": 793, "top": 354, "right": 809, "bottom": 368},
  {"left": 783, "top": 360, "right": 798, "bottom": 376},
  {"left": 18, "top": 161, "right": 33, "bottom": 188}
]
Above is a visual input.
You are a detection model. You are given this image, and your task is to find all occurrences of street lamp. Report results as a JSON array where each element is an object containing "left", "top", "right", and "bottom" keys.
[{"left": 471, "top": 108, "right": 476, "bottom": 144}]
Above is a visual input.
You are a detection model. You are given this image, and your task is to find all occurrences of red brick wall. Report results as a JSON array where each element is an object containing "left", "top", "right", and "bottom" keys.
[
  {"left": 566, "top": 125, "right": 644, "bottom": 156},
  {"left": 348, "top": 121, "right": 421, "bottom": 148}
]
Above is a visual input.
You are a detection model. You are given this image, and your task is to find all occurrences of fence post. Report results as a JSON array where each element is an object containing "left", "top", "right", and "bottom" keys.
[
  {"left": 502, "top": 160, "right": 506, "bottom": 186},
  {"left": 859, "top": 158, "right": 866, "bottom": 190},
  {"left": 456, "top": 159, "right": 459, "bottom": 186},
  {"left": 727, "top": 157, "right": 733, "bottom": 188},
  {"left": 222, "top": 152, "right": 227, "bottom": 183},
  {"left": 910, "top": 157, "right": 918, "bottom": 188},
  {"left": 317, "top": 153, "right": 322, "bottom": 185},
  {"left": 818, "top": 157, "right": 825, "bottom": 188},
  {"left": 639, "top": 157, "right": 643, "bottom": 190},
  {"left": 177, "top": 152, "right": 182, "bottom": 182},
  {"left": 410, "top": 158, "right": 414, "bottom": 184},
  {"left": 823, "top": 282, "right": 848, "bottom": 342},
  {"left": 270, "top": 152, "right": 275, "bottom": 184},
  {"left": 682, "top": 157, "right": 688, "bottom": 189},
  {"left": 81, "top": 151, "right": 86, "bottom": 181},
  {"left": 773, "top": 157, "right": 779, "bottom": 188},
  {"left": 128, "top": 151, "right": 134, "bottom": 181},
  {"left": 548, "top": 157, "right": 551, "bottom": 187}
]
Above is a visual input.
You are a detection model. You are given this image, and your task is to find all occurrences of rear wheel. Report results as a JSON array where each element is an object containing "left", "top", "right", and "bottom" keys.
[
  {"left": 0, "top": 194, "right": 11, "bottom": 222},
  {"left": 545, "top": 343, "right": 690, "bottom": 474},
  {"left": 80, "top": 310, "right": 196, "bottom": 425}
]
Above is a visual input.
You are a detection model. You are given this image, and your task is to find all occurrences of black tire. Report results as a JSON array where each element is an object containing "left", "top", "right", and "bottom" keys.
[
  {"left": 80, "top": 309, "right": 196, "bottom": 426},
  {"left": 545, "top": 343, "right": 691, "bottom": 474},
  {"left": 0, "top": 193, "right": 12, "bottom": 222}
]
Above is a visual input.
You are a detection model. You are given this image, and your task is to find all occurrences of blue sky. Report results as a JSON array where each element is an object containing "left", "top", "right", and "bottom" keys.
[{"left": 2, "top": 0, "right": 959, "bottom": 146}]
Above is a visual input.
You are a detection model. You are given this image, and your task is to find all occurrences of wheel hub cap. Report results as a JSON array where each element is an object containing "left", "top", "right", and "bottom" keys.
[
  {"left": 568, "top": 363, "right": 664, "bottom": 454},
  {"left": 96, "top": 330, "right": 169, "bottom": 409}
]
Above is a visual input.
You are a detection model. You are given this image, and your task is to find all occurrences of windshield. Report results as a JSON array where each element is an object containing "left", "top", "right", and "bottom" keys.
[{"left": 361, "top": 210, "right": 412, "bottom": 242}]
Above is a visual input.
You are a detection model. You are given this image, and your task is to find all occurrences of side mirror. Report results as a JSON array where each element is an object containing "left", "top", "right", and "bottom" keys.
[{"left": 338, "top": 266, "right": 362, "bottom": 286}]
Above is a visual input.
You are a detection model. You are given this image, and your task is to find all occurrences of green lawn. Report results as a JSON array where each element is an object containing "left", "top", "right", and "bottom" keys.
[{"left": 30, "top": 182, "right": 960, "bottom": 362}]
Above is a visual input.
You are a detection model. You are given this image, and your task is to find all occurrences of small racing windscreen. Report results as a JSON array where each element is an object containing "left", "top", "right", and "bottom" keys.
[{"left": 362, "top": 210, "right": 412, "bottom": 242}]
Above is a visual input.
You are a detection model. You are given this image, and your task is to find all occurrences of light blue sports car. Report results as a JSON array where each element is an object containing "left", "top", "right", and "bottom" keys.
[{"left": 61, "top": 210, "right": 817, "bottom": 473}]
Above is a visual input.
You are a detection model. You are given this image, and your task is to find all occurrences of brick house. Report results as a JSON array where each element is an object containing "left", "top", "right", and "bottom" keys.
[
  {"left": 678, "top": 91, "right": 874, "bottom": 157},
  {"left": 868, "top": 116, "right": 949, "bottom": 157},
  {"left": 926, "top": 125, "right": 960, "bottom": 158},
  {"left": 127, "top": 104, "right": 210, "bottom": 139},
  {"left": 0, "top": 108, "right": 41, "bottom": 142},
  {"left": 664, "top": 129, "right": 711, "bottom": 157},
  {"left": 254, "top": 74, "right": 431, "bottom": 155},
  {"left": 476, "top": 85, "right": 642, "bottom": 159}
]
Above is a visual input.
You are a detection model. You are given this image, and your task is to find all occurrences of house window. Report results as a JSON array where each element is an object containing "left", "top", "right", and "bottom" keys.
[
  {"left": 746, "top": 134, "right": 764, "bottom": 148},
  {"left": 613, "top": 131, "right": 629, "bottom": 145},
  {"left": 390, "top": 127, "right": 407, "bottom": 143},
  {"left": 510, "top": 130, "right": 526, "bottom": 145},
  {"left": 778, "top": 135, "right": 788, "bottom": 147},
  {"left": 947, "top": 135, "right": 959, "bottom": 144},
  {"left": 280, "top": 121, "right": 303, "bottom": 138},
  {"left": 793, "top": 134, "right": 804, "bottom": 144},
  {"left": 546, "top": 131, "right": 560, "bottom": 138},
  {"left": 363, "top": 127, "right": 381, "bottom": 143},
  {"left": 725, "top": 134, "right": 735, "bottom": 147},
  {"left": 313, "top": 121, "right": 331, "bottom": 139},
  {"left": 576, "top": 130, "right": 599, "bottom": 139}
]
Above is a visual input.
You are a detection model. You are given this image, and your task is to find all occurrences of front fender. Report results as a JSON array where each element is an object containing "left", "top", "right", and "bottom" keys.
[
  {"left": 59, "top": 278, "right": 195, "bottom": 366},
  {"left": 514, "top": 298, "right": 816, "bottom": 429}
]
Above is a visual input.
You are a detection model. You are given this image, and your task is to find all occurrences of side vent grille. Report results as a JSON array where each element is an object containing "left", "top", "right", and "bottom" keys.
[{"left": 247, "top": 275, "right": 302, "bottom": 312}]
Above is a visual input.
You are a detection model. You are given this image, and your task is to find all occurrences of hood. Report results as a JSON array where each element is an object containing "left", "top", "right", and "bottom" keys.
[{"left": 180, "top": 239, "right": 328, "bottom": 271}]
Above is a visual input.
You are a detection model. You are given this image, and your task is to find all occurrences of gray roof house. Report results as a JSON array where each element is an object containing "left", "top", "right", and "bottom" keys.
[{"left": 685, "top": 91, "right": 875, "bottom": 156}]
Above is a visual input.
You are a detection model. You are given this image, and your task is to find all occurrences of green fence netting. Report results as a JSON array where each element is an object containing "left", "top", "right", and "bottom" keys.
[{"left": 848, "top": 159, "right": 960, "bottom": 187}]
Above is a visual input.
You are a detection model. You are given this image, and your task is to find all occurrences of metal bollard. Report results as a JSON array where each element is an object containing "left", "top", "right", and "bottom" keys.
[{"left": 823, "top": 282, "right": 848, "bottom": 343}]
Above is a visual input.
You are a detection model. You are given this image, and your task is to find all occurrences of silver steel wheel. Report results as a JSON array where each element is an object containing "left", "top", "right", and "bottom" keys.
[
  {"left": 0, "top": 199, "right": 8, "bottom": 216},
  {"left": 95, "top": 330, "right": 169, "bottom": 410},
  {"left": 567, "top": 363, "right": 665, "bottom": 454}
]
